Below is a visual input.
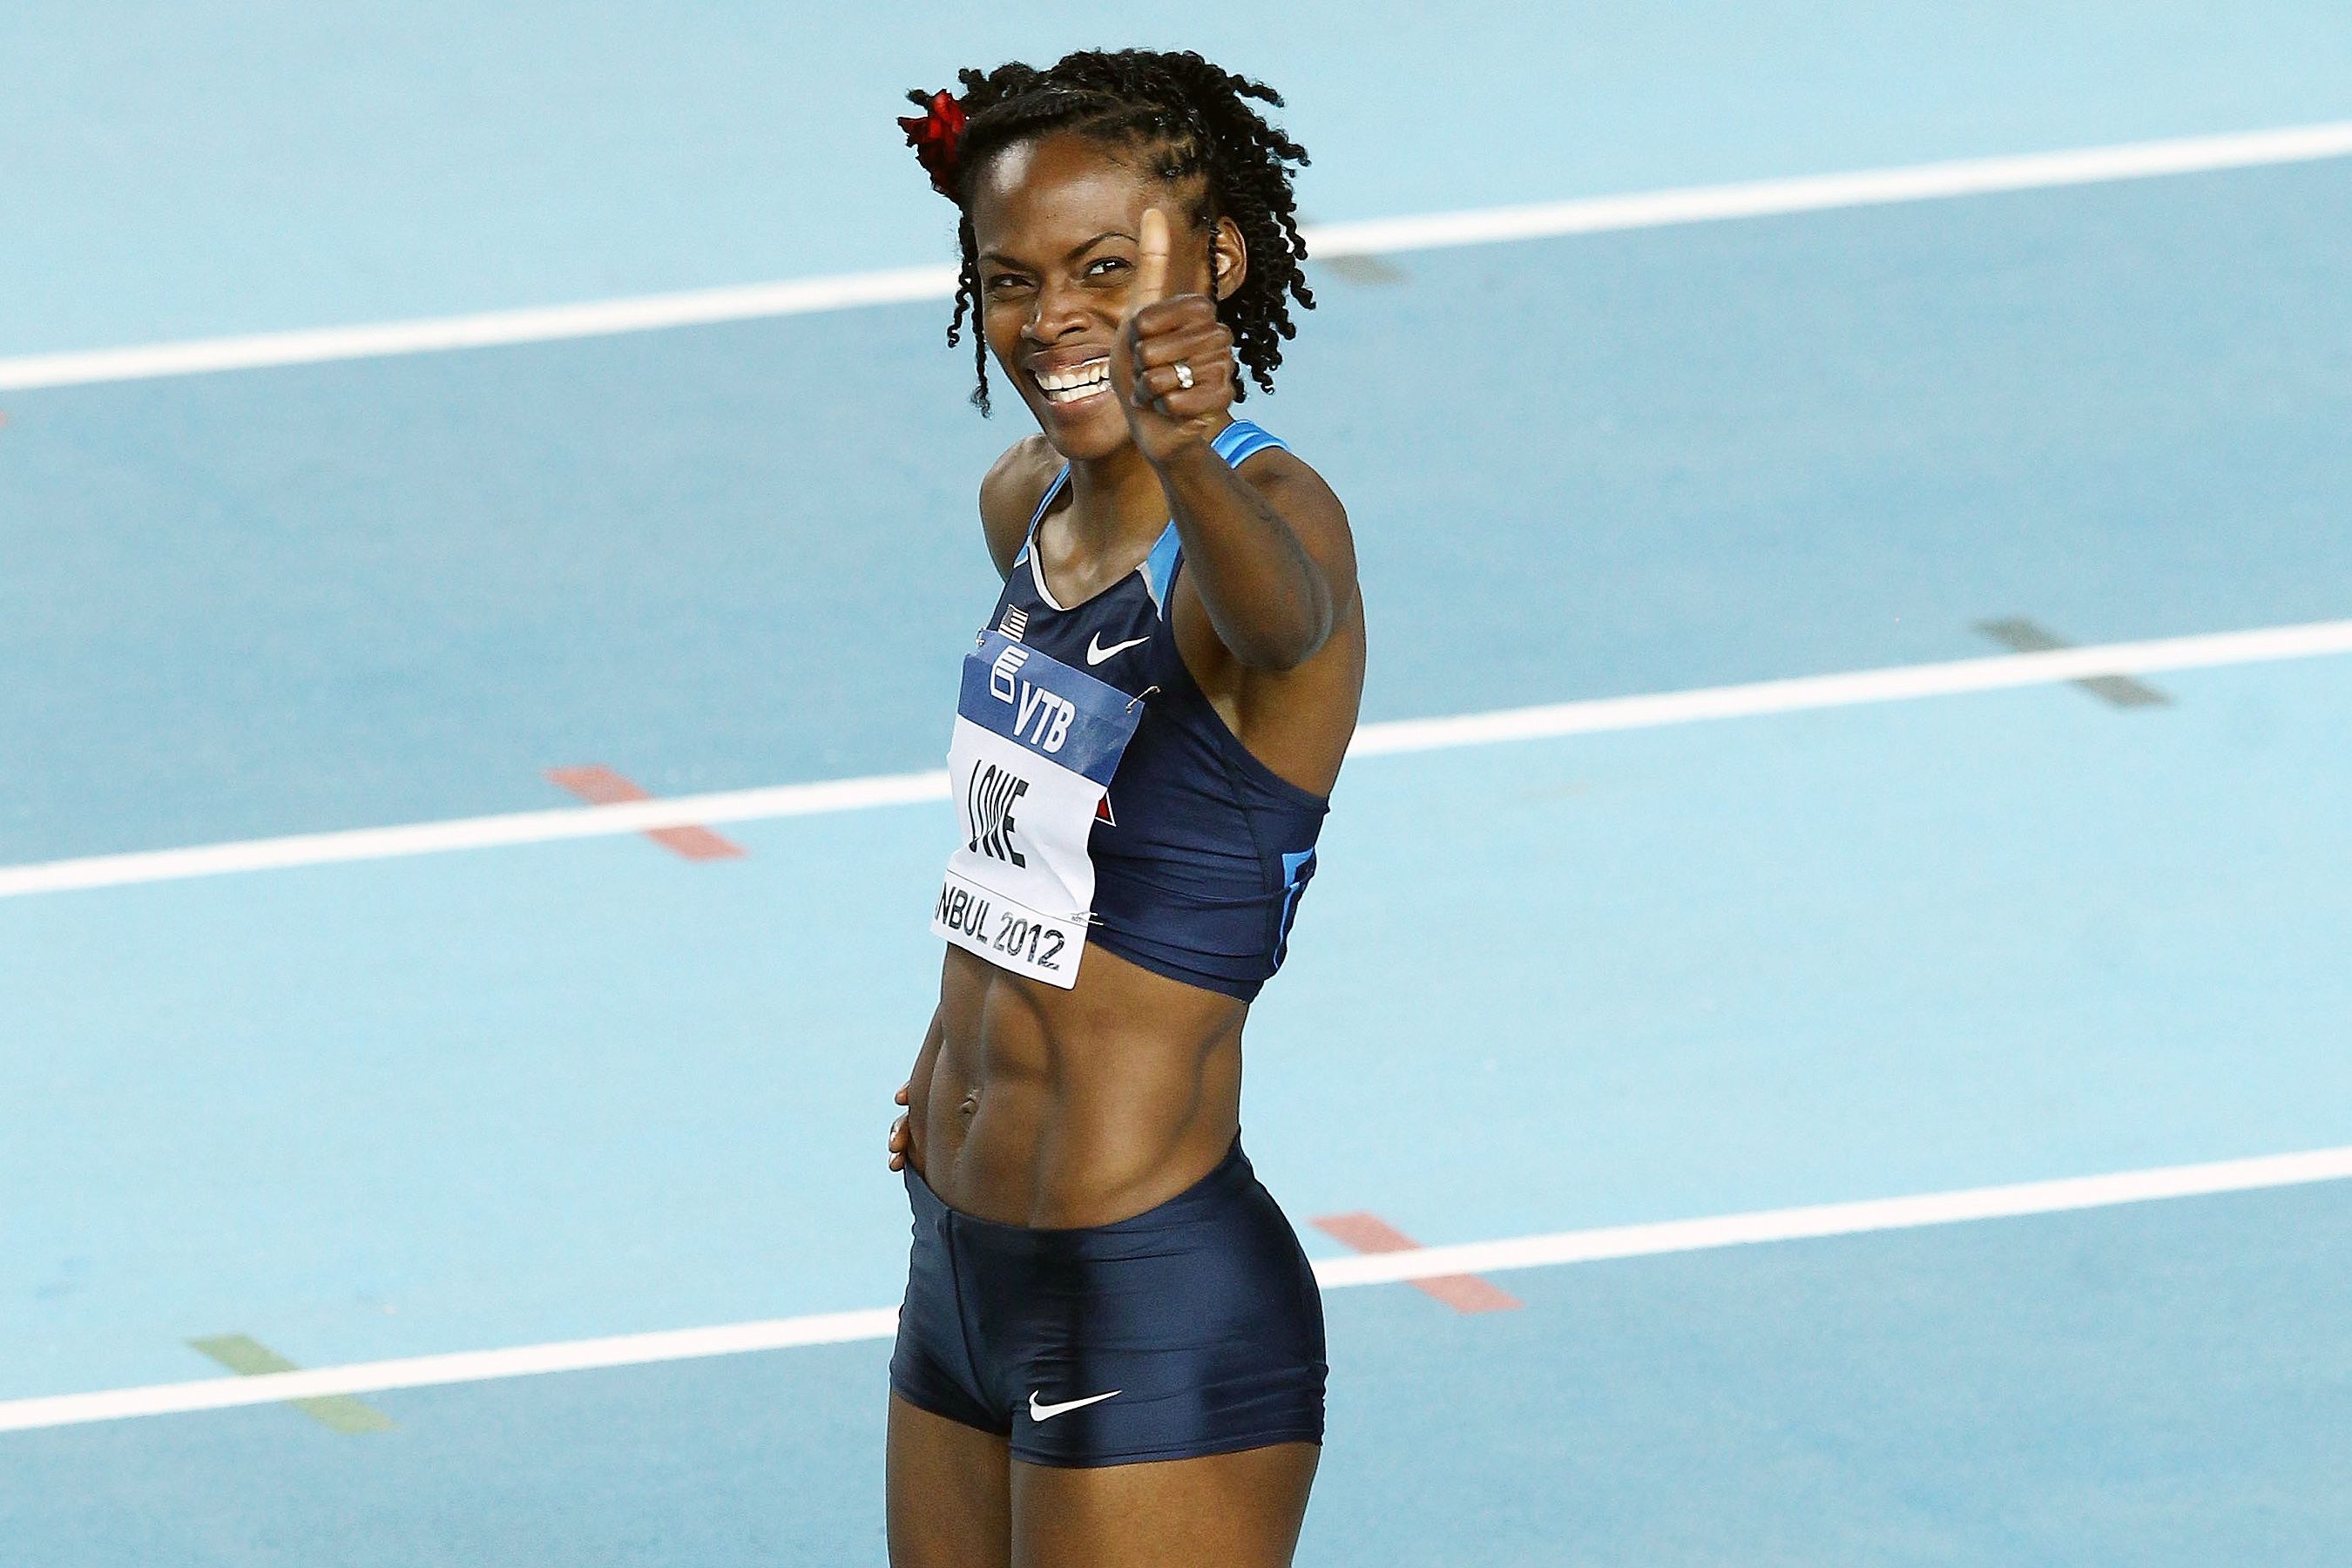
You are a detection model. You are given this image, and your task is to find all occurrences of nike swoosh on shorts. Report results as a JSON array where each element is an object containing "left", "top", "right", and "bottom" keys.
[{"left": 1029, "top": 1389, "right": 1123, "bottom": 1422}]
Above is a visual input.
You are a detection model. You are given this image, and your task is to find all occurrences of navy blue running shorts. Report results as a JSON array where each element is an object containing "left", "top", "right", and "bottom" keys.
[{"left": 889, "top": 1135, "right": 1327, "bottom": 1467}]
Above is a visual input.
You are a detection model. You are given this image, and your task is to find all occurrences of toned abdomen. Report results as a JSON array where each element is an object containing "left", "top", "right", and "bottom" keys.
[{"left": 908, "top": 943, "right": 1248, "bottom": 1227}]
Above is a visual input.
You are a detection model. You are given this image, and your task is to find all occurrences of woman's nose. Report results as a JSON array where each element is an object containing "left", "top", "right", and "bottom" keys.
[{"left": 1025, "top": 277, "right": 1092, "bottom": 341}]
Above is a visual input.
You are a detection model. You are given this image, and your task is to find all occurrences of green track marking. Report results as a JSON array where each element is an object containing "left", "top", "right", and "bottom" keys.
[{"left": 186, "top": 1335, "right": 395, "bottom": 1434}]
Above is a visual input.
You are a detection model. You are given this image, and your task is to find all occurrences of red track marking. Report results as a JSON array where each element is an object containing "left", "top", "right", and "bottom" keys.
[
  {"left": 543, "top": 766, "right": 745, "bottom": 860},
  {"left": 1311, "top": 1212, "right": 1523, "bottom": 1313}
]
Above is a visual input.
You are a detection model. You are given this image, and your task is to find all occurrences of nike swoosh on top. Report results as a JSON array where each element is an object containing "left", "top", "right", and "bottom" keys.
[
  {"left": 1085, "top": 633, "right": 1150, "bottom": 666},
  {"left": 1029, "top": 1389, "right": 1122, "bottom": 1422}
]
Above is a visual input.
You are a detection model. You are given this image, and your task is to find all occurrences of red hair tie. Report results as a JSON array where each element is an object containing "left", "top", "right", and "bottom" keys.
[{"left": 898, "top": 89, "right": 968, "bottom": 199}]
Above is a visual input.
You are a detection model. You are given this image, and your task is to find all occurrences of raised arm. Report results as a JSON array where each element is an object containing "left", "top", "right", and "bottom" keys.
[{"left": 1112, "top": 208, "right": 1358, "bottom": 671}]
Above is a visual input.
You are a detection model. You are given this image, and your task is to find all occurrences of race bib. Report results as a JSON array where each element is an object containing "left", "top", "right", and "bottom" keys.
[{"left": 932, "top": 630, "right": 1140, "bottom": 988}]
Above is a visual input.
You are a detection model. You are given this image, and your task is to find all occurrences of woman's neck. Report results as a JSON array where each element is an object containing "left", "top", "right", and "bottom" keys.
[{"left": 1061, "top": 419, "right": 1230, "bottom": 551}]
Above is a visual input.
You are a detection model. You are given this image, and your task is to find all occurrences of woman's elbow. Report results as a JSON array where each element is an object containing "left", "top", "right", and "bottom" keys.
[{"left": 1228, "top": 588, "right": 1335, "bottom": 671}]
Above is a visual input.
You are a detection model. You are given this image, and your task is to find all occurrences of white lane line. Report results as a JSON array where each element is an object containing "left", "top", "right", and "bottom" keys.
[
  {"left": 1309, "top": 1144, "right": 2352, "bottom": 1288},
  {"left": 0, "top": 1310, "right": 902, "bottom": 1436},
  {"left": 0, "top": 267, "right": 958, "bottom": 393},
  {"left": 5, "top": 1143, "right": 2346, "bottom": 1436},
  {"left": 4, "top": 616, "right": 2348, "bottom": 900},
  {"left": 0, "top": 769, "right": 955, "bottom": 902},
  {"left": 1301, "top": 118, "right": 2352, "bottom": 259},
  {"left": 4, "top": 120, "right": 2349, "bottom": 392},
  {"left": 1345, "top": 616, "right": 2352, "bottom": 758}
]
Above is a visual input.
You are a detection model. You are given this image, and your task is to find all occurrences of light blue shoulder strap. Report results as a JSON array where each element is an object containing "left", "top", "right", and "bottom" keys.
[
  {"left": 1138, "top": 521, "right": 1183, "bottom": 612},
  {"left": 1212, "top": 418, "right": 1290, "bottom": 466},
  {"left": 1014, "top": 466, "right": 1069, "bottom": 567}
]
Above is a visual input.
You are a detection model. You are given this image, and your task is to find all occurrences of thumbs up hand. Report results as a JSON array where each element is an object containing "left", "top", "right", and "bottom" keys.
[{"left": 1111, "top": 206, "right": 1235, "bottom": 464}]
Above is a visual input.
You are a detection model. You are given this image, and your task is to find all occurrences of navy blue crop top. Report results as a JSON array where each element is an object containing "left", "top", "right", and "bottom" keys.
[{"left": 977, "top": 418, "right": 1328, "bottom": 1000}]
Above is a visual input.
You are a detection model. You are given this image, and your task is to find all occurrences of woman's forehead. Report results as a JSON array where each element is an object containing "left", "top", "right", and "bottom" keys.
[{"left": 971, "top": 135, "right": 1198, "bottom": 259}]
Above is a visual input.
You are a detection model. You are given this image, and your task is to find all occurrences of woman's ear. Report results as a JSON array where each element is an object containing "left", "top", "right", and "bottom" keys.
[{"left": 1210, "top": 215, "right": 1248, "bottom": 302}]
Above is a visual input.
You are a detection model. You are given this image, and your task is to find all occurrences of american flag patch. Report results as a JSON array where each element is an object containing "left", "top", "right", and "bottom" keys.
[{"left": 999, "top": 605, "right": 1029, "bottom": 641}]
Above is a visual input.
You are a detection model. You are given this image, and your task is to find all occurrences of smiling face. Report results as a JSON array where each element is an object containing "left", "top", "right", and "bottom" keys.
[{"left": 969, "top": 132, "right": 1245, "bottom": 458}]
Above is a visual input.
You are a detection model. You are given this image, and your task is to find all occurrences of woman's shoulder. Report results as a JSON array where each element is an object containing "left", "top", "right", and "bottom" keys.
[
  {"left": 977, "top": 435, "right": 1063, "bottom": 578},
  {"left": 1220, "top": 421, "right": 1336, "bottom": 509},
  {"left": 1225, "top": 429, "right": 1348, "bottom": 544}
]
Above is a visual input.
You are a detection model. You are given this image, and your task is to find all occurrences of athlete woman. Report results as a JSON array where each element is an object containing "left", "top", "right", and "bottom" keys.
[{"left": 882, "top": 51, "right": 1363, "bottom": 1568}]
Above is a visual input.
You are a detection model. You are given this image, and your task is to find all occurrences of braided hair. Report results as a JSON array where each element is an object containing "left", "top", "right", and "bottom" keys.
[{"left": 900, "top": 49, "right": 1315, "bottom": 414}]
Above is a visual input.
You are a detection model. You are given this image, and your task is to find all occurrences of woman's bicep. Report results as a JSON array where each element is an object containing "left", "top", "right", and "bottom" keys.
[{"left": 1247, "top": 455, "right": 1360, "bottom": 625}]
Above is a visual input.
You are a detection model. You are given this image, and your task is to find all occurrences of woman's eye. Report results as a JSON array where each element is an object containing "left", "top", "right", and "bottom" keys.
[
  {"left": 986, "top": 274, "right": 1029, "bottom": 292},
  {"left": 1086, "top": 258, "right": 1127, "bottom": 277}
]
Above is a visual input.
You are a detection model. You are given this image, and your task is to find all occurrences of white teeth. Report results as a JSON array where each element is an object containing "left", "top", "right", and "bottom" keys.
[{"left": 1035, "top": 359, "right": 1109, "bottom": 401}]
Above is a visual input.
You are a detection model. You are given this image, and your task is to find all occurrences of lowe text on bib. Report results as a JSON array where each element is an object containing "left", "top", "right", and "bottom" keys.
[{"left": 932, "top": 630, "right": 1141, "bottom": 988}]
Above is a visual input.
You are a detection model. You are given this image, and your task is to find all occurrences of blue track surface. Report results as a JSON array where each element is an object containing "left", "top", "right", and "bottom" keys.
[
  {"left": 10, "top": 1185, "right": 2352, "bottom": 1565},
  {"left": 8, "top": 2, "right": 2352, "bottom": 352},
  {"left": 8, "top": 159, "right": 2351, "bottom": 862},
  {"left": 4, "top": 6, "right": 2350, "bottom": 1563}
]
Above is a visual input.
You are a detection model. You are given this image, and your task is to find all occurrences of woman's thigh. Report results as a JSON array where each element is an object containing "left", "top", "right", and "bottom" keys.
[
  {"left": 1010, "top": 1441, "right": 1320, "bottom": 1568},
  {"left": 888, "top": 1393, "right": 1014, "bottom": 1568}
]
